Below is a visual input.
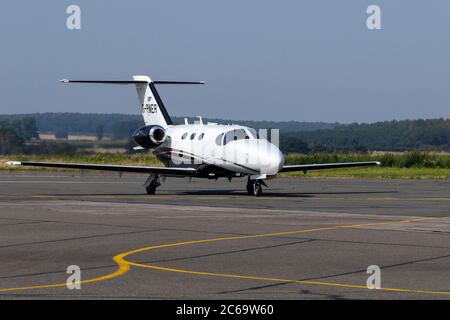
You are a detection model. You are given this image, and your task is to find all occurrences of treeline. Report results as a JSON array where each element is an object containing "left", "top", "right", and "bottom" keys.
[
  {"left": 0, "top": 113, "right": 335, "bottom": 137},
  {"left": 0, "top": 117, "right": 39, "bottom": 141},
  {"left": 282, "top": 119, "right": 450, "bottom": 153},
  {"left": 0, "top": 117, "right": 37, "bottom": 154},
  {"left": 0, "top": 117, "right": 77, "bottom": 155},
  {"left": 1, "top": 114, "right": 449, "bottom": 154},
  {"left": 0, "top": 113, "right": 141, "bottom": 139}
]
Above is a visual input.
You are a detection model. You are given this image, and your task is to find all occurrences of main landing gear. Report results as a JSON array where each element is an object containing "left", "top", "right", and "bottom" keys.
[
  {"left": 246, "top": 178, "right": 267, "bottom": 197},
  {"left": 144, "top": 175, "right": 161, "bottom": 195}
]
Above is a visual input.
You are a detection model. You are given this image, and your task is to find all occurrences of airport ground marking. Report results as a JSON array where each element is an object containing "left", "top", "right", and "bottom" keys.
[
  {"left": 0, "top": 262, "right": 129, "bottom": 293},
  {"left": 118, "top": 216, "right": 450, "bottom": 296},
  {"left": 0, "top": 215, "right": 449, "bottom": 295},
  {"left": 127, "top": 264, "right": 450, "bottom": 296}
]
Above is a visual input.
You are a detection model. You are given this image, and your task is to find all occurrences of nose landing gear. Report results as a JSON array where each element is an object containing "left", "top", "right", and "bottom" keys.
[{"left": 246, "top": 178, "right": 266, "bottom": 196}]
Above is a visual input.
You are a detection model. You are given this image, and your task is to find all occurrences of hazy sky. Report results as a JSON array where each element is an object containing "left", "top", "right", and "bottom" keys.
[{"left": 1, "top": 1, "right": 449, "bottom": 122}]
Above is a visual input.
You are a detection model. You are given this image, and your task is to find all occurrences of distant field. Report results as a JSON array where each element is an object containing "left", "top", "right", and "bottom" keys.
[
  {"left": 1, "top": 152, "right": 450, "bottom": 179},
  {"left": 280, "top": 167, "right": 450, "bottom": 179},
  {"left": 25, "top": 138, "right": 128, "bottom": 154},
  {"left": 38, "top": 133, "right": 111, "bottom": 141}
]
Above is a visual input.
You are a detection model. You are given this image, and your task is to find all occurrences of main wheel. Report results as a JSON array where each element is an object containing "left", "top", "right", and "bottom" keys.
[
  {"left": 253, "top": 182, "right": 262, "bottom": 196},
  {"left": 145, "top": 182, "right": 157, "bottom": 195},
  {"left": 246, "top": 180, "right": 253, "bottom": 195}
]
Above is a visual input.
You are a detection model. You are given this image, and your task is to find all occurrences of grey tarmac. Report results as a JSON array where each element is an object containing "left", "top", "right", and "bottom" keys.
[{"left": 0, "top": 171, "right": 449, "bottom": 299}]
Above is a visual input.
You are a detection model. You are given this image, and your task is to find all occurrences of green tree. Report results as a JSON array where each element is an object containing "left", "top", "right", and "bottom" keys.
[
  {"left": 54, "top": 126, "right": 68, "bottom": 140},
  {"left": 112, "top": 120, "right": 141, "bottom": 140},
  {"left": 0, "top": 128, "right": 24, "bottom": 154},
  {"left": 22, "top": 117, "right": 39, "bottom": 140},
  {"left": 96, "top": 124, "right": 104, "bottom": 140}
]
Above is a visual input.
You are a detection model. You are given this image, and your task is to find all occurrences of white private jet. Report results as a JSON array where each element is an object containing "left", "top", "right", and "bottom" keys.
[{"left": 8, "top": 75, "right": 381, "bottom": 196}]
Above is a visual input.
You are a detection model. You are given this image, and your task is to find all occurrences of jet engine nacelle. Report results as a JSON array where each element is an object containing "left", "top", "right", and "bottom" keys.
[{"left": 132, "top": 125, "right": 167, "bottom": 148}]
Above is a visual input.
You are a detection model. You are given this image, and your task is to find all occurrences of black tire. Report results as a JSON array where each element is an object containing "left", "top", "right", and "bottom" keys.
[
  {"left": 246, "top": 181, "right": 253, "bottom": 195},
  {"left": 146, "top": 182, "right": 157, "bottom": 195},
  {"left": 253, "top": 182, "right": 262, "bottom": 196}
]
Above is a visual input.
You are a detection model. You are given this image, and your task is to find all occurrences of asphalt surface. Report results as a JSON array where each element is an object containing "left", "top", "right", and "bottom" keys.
[{"left": 0, "top": 171, "right": 449, "bottom": 299}]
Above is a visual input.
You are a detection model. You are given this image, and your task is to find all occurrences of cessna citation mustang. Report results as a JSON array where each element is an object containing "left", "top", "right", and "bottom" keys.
[{"left": 8, "top": 75, "right": 381, "bottom": 196}]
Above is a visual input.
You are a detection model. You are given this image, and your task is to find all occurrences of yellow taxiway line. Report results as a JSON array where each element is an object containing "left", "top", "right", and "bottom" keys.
[{"left": 0, "top": 216, "right": 449, "bottom": 295}]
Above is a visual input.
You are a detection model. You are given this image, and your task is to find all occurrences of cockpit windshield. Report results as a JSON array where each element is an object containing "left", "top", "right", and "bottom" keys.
[
  {"left": 223, "top": 129, "right": 251, "bottom": 145},
  {"left": 247, "top": 128, "right": 257, "bottom": 139},
  {"left": 215, "top": 129, "right": 257, "bottom": 146}
]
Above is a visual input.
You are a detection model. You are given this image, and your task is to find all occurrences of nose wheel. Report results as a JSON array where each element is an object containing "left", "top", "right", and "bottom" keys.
[{"left": 246, "top": 178, "right": 265, "bottom": 196}]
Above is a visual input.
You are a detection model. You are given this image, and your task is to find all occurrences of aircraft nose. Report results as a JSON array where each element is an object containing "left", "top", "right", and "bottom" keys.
[
  {"left": 277, "top": 149, "right": 285, "bottom": 171},
  {"left": 262, "top": 143, "right": 284, "bottom": 175},
  {"left": 271, "top": 147, "right": 285, "bottom": 173}
]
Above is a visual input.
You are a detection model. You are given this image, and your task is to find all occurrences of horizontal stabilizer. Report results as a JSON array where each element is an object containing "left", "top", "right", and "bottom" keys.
[
  {"left": 60, "top": 79, "right": 148, "bottom": 84},
  {"left": 153, "top": 81, "right": 206, "bottom": 85},
  {"left": 60, "top": 79, "right": 205, "bottom": 85}
]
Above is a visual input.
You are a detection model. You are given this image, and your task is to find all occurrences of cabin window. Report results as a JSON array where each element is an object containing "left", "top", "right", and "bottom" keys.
[
  {"left": 190, "top": 133, "right": 196, "bottom": 140},
  {"left": 182, "top": 132, "right": 188, "bottom": 140},
  {"left": 198, "top": 133, "right": 204, "bottom": 140}
]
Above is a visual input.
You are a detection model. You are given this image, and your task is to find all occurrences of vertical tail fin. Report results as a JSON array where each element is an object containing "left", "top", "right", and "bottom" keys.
[{"left": 133, "top": 75, "right": 173, "bottom": 126}]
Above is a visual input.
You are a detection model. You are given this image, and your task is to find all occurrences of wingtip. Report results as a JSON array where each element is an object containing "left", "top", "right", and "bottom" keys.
[
  {"left": 59, "top": 79, "right": 69, "bottom": 83},
  {"left": 376, "top": 161, "right": 382, "bottom": 166},
  {"left": 6, "top": 161, "right": 22, "bottom": 166}
]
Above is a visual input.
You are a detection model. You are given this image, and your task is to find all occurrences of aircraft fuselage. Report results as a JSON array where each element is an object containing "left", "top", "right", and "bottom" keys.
[{"left": 153, "top": 123, "right": 285, "bottom": 179}]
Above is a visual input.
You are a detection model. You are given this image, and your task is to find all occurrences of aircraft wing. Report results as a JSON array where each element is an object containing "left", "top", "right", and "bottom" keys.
[
  {"left": 7, "top": 161, "right": 197, "bottom": 176},
  {"left": 280, "top": 161, "right": 381, "bottom": 173}
]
